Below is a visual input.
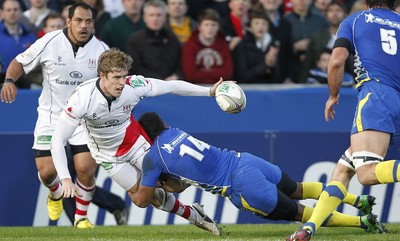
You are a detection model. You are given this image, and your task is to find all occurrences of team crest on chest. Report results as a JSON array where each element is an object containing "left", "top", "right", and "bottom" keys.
[
  {"left": 122, "top": 105, "right": 132, "bottom": 114},
  {"left": 88, "top": 58, "right": 97, "bottom": 70}
]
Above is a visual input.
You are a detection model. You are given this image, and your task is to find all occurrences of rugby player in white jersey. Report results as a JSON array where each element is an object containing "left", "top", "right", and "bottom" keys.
[
  {"left": 50, "top": 49, "right": 222, "bottom": 235},
  {"left": 1, "top": 3, "right": 110, "bottom": 228}
]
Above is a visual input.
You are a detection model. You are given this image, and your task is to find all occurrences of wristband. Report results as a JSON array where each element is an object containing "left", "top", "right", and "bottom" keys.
[{"left": 4, "top": 78, "right": 15, "bottom": 84}]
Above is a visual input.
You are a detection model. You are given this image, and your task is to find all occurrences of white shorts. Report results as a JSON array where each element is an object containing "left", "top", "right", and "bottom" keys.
[
  {"left": 103, "top": 162, "right": 142, "bottom": 191},
  {"left": 33, "top": 122, "right": 87, "bottom": 150}
]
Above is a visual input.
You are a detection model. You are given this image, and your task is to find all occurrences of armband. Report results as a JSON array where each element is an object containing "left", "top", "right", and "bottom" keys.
[
  {"left": 333, "top": 38, "right": 351, "bottom": 53},
  {"left": 4, "top": 78, "right": 15, "bottom": 84}
]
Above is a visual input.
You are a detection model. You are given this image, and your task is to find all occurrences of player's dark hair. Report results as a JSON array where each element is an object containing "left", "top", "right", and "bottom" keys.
[
  {"left": 138, "top": 112, "right": 168, "bottom": 142},
  {"left": 68, "top": 2, "right": 94, "bottom": 19},
  {"left": 364, "top": 0, "right": 396, "bottom": 9}
]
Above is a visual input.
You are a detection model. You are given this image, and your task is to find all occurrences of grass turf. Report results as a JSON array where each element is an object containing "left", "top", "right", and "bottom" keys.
[{"left": 0, "top": 223, "right": 399, "bottom": 241}]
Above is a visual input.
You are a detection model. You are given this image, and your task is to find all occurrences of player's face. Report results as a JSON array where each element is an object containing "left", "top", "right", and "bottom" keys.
[
  {"left": 100, "top": 69, "right": 128, "bottom": 98},
  {"left": 66, "top": 7, "right": 94, "bottom": 44}
]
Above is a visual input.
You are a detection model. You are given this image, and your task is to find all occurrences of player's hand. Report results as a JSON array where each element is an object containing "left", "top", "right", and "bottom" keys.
[
  {"left": 325, "top": 95, "right": 339, "bottom": 122},
  {"left": 209, "top": 78, "right": 223, "bottom": 97},
  {"left": 61, "top": 178, "right": 82, "bottom": 198},
  {"left": 1, "top": 82, "right": 17, "bottom": 103}
]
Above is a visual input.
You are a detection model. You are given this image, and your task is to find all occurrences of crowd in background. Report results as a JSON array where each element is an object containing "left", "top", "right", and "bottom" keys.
[{"left": 0, "top": 0, "right": 374, "bottom": 89}]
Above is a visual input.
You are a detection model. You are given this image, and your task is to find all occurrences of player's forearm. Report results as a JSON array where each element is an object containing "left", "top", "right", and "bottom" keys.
[
  {"left": 151, "top": 78, "right": 211, "bottom": 97},
  {"left": 50, "top": 116, "right": 78, "bottom": 179},
  {"left": 5, "top": 59, "right": 24, "bottom": 82},
  {"left": 327, "top": 66, "right": 344, "bottom": 98}
]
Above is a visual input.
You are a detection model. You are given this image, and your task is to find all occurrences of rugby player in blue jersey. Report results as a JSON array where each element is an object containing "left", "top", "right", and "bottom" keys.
[
  {"left": 287, "top": 0, "right": 399, "bottom": 240},
  {"left": 131, "top": 112, "right": 384, "bottom": 236}
]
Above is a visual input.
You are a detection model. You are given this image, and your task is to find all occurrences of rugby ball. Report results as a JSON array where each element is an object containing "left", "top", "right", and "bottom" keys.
[{"left": 215, "top": 82, "right": 246, "bottom": 114}]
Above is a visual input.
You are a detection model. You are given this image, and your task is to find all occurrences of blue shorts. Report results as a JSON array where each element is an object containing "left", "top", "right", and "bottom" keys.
[
  {"left": 228, "top": 152, "right": 282, "bottom": 216},
  {"left": 352, "top": 81, "right": 400, "bottom": 144}
]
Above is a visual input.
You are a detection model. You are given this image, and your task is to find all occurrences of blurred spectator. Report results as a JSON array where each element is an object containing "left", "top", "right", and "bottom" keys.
[
  {"left": 126, "top": 0, "right": 182, "bottom": 80},
  {"left": 349, "top": 0, "right": 364, "bottom": 14},
  {"left": 260, "top": 0, "right": 294, "bottom": 83},
  {"left": 21, "top": 0, "right": 56, "bottom": 34},
  {"left": 61, "top": 0, "right": 76, "bottom": 21},
  {"left": 220, "top": 0, "right": 251, "bottom": 50},
  {"left": 99, "top": 0, "right": 145, "bottom": 51},
  {"left": 232, "top": 9, "right": 279, "bottom": 83},
  {"left": 284, "top": 0, "right": 328, "bottom": 83},
  {"left": 300, "top": 0, "right": 349, "bottom": 82},
  {"left": 181, "top": 8, "right": 233, "bottom": 84},
  {"left": 77, "top": 0, "right": 111, "bottom": 35},
  {"left": 186, "top": 0, "right": 230, "bottom": 20},
  {"left": 167, "top": 0, "right": 197, "bottom": 44},
  {"left": 103, "top": 0, "right": 125, "bottom": 18},
  {"left": 37, "top": 12, "right": 65, "bottom": 37},
  {"left": 0, "top": 0, "right": 36, "bottom": 88},
  {"left": 306, "top": 48, "right": 353, "bottom": 86},
  {"left": 310, "top": 0, "right": 332, "bottom": 16}
]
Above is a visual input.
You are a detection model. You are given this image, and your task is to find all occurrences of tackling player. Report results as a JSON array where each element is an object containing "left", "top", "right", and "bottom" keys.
[
  {"left": 50, "top": 48, "right": 222, "bottom": 235},
  {"left": 287, "top": 0, "right": 400, "bottom": 240},
  {"left": 132, "top": 112, "right": 385, "bottom": 234}
]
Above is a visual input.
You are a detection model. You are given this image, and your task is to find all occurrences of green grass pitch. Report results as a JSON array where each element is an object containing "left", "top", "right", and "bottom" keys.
[{"left": 1, "top": 223, "right": 400, "bottom": 241}]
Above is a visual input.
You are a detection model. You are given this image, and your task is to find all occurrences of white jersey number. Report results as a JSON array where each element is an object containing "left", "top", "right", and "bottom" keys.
[
  {"left": 380, "top": 28, "right": 397, "bottom": 55},
  {"left": 179, "top": 136, "right": 210, "bottom": 161}
]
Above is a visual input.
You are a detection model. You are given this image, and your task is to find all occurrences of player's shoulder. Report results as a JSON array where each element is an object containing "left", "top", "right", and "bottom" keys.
[
  {"left": 75, "top": 78, "right": 98, "bottom": 92},
  {"left": 89, "top": 36, "right": 109, "bottom": 50},
  {"left": 125, "top": 75, "right": 150, "bottom": 88},
  {"left": 34, "top": 29, "right": 63, "bottom": 46}
]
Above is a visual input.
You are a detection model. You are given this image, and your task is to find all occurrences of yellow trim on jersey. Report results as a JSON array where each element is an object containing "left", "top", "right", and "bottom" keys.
[
  {"left": 240, "top": 194, "right": 268, "bottom": 217},
  {"left": 221, "top": 187, "right": 228, "bottom": 197},
  {"left": 355, "top": 77, "right": 370, "bottom": 88},
  {"left": 356, "top": 92, "right": 372, "bottom": 132}
]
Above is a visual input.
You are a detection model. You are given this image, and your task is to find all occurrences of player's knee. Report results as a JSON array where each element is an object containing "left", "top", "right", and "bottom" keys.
[{"left": 353, "top": 151, "right": 382, "bottom": 185}]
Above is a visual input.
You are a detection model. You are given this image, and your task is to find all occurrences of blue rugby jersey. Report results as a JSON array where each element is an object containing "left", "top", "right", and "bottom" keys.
[
  {"left": 141, "top": 127, "right": 239, "bottom": 195},
  {"left": 337, "top": 8, "right": 400, "bottom": 90}
]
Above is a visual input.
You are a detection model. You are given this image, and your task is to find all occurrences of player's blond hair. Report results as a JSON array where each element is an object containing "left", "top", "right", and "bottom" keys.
[{"left": 98, "top": 48, "right": 133, "bottom": 75}]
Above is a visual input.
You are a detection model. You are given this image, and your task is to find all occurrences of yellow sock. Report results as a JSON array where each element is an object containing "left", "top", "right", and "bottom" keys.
[
  {"left": 343, "top": 192, "right": 359, "bottom": 207},
  {"left": 376, "top": 160, "right": 400, "bottom": 183},
  {"left": 301, "top": 206, "right": 314, "bottom": 223},
  {"left": 302, "top": 181, "right": 347, "bottom": 234},
  {"left": 302, "top": 182, "right": 324, "bottom": 199},
  {"left": 302, "top": 182, "right": 359, "bottom": 208},
  {"left": 323, "top": 211, "right": 361, "bottom": 227}
]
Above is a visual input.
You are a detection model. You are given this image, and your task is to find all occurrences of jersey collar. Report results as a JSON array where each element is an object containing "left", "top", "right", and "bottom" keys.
[
  {"left": 63, "top": 28, "right": 94, "bottom": 56},
  {"left": 96, "top": 78, "right": 116, "bottom": 110}
]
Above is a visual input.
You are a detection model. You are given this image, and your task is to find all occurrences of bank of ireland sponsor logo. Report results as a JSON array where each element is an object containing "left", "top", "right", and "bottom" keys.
[
  {"left": 36, "top": 135, "right": 52, "bottom": 145},
  {"left": 105, "top": 119, "right": 119, "bottom": 125},
  {"left": 69, "top": 71, "right": 83, "bottom": 78}
]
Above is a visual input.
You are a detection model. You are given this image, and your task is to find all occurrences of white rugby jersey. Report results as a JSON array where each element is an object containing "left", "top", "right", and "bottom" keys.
[
  {"left": 51, "top": 75, "right": 211, "bottom": 179},
  {"left": 16, "top": 29, "right": 109, "bottom": 125}
]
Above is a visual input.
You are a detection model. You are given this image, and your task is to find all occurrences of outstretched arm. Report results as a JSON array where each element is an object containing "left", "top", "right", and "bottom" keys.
[{"left": 150, "top": 77, "right": 224, "bottom": 97}]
